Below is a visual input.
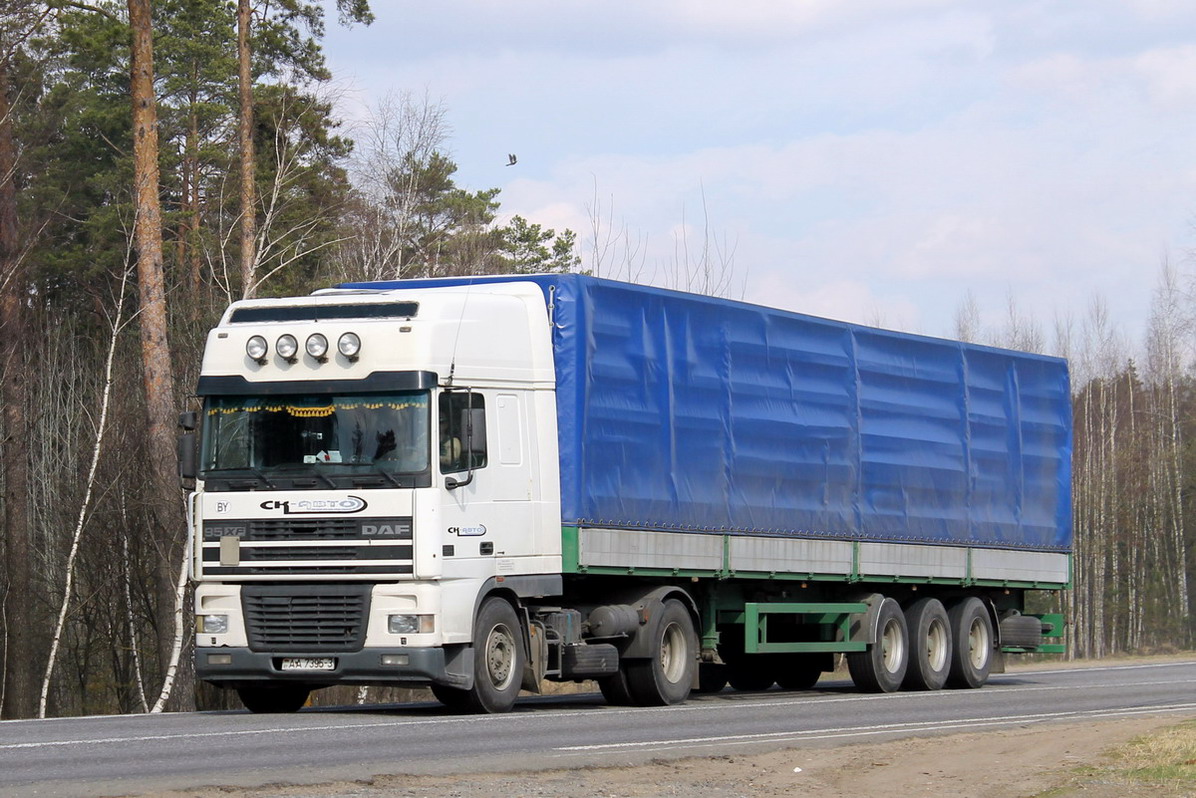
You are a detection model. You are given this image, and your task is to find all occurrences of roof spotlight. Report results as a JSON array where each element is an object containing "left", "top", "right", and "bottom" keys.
[
  {"left": 246, "top": 335, "right": 268, "bottom": 363},
  {"left": 306, "top": 332, "right": 329, "bottom": 361},
  {"left": 338, "top": 331, "right": 362, "bottom": 361},
  {"left": 276, "top": 334, "right": 298, "bottom": 362}
]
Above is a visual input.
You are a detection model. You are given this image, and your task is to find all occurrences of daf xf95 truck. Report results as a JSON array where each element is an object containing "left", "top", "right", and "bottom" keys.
[{"left": 181, "top": 274, "right": 1070, "bottom": 713}]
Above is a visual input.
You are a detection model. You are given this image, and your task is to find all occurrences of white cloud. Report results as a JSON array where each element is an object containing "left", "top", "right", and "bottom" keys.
[
  {"left": 322, "top": 0, "right": 1196, "bottom": 345},
  {"left": 1134, "top": 45, "right": 1196, "bottom": 108}
]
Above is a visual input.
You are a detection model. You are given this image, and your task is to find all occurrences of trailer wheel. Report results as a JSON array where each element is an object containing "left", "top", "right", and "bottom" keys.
[
  {"left": 624, "top": 599, "right": 696, "bottom": 706},
  {"left": 774, "top": 654, "right": 824, "bottom": 691},
  {"left": 947, "top": 597, "right": 993, "bottom": 689},
  {"left": 847, "top": 597, "right": 908, "bottom": 693},
  {"left": 236, "top": 684, "right": 310, "bottom": 713},
  {"left": 462, "top": 597, "right": 525, "bottom": 713},
  {"left": 902, "top": 598, "right": 952, "bottom": 691}
]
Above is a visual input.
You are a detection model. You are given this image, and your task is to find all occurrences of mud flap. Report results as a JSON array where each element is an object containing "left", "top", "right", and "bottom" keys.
[{"left": 521, "top": 616, "right": 547, "bottom": 693}]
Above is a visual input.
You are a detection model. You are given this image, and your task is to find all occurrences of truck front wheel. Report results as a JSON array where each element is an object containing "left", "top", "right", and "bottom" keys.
[
  {"left": 460, "top": 597, "right": 525, "bottom": 713},
  {"left": 625, "top": 599, "right": 696, "bottom": 706},
  {"left": 236, "top": 684, "right": 311, "bottom": 713}
]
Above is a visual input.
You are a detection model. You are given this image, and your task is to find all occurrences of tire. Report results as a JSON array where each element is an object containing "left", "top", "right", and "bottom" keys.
[
  {"left": 462, "top": 597, "right": 525, "bottom": 713},
  {"left": 847, "top": 597, "right": 908, "bottom": 693},
  {"left": 597, "top": 668, "right": 637, "bottom": 706},
  {"left": 696, "top": 662, "right": 728, "bottom": 694},
  {"left": 236, "top": 684, "right": 310, "bottom": 713},
  {"left": 999, "top": 612, "right": 1044, "bottom": 649},
  {"left": 773, "top": 654, "right": 824, "bottom": 691},
  {"left": 725, "top": 660, "right": 776, "bottom": 692},
  {"left": 430, "top": 683, "right": 471, "bottom": 711},
  {"left": 624, "top": 599, "right": 697, "bottom": 706},
  {"left": 902, "top": 598, "right": 952, "bottom": 691},
  {"left": 947, "top": 597, "right": 994, "bottom": 689}
]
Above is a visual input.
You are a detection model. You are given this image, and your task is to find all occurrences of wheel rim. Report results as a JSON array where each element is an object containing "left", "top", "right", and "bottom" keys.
[
  {"left": 926, "top": 618, "right": 949, "bottom": 671},
  {"left": 485, "top": 622, "right": 517, "bottom": 690},
  {"left": 659, "top": 621, "right": 687, "bottom": 684},
  {"left": 967, "top": 617, "right": 991, "bottom": 670},
  {"left": 881, "top": 618, "right": 905, "bottom": 674}
]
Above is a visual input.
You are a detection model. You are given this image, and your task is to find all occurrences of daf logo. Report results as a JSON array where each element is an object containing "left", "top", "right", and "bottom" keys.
[
  {"left": 362, "top": 524, "right": 406, "bottom": 537},
  {"left": 259, "top": 496, "right": 368, "bottom": 514}
]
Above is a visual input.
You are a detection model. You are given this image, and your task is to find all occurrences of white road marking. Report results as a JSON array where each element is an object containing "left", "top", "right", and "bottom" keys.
[{"left": 1, "top": 668, "right": 1194, "bottom": 752}]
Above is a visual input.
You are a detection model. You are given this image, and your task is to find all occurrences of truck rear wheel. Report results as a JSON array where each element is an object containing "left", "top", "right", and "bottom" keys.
[
  {"left": 236, "top": 684, "right": 310, "bottom": 713},
  {"left": 696, "top": 662, "right": 728, "bottom": 693},
  {"left": 624, "top": 599, "right": 696, "bottom": 706},
  {"left": 462, "top": 597, "right": 525, "bottom": 713},
  {"left": 847, "top": 597, "right": 908, "bottom": 693},
  {"left": 726, "top": 665, "right": 775, "bottom": 692},
  {"left": 947, "top": 597, "right": 993, "bottom": 689},
  {"left": 597, "top": 668, "right": 637, "bottom": 705},
  {"left": 902, "top": 598, "right": 951, "bottom": 690}
]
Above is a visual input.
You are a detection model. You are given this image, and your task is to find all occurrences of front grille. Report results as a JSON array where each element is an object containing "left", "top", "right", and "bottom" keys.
[
  {"left": 202, "top": 544, "right": 412, "bottom": 563},
  {"left": 204, "top": 517, "right": 412, "bottom": 541},
  {"left": 241, "top": 584, "right": 370, "bottom": 653},
  {"left": 201, "top": 517, "right": 414, "bottom": 579}
]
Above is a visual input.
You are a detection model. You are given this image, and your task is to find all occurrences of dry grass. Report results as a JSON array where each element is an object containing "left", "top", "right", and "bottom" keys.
[
  {"left": 1040, "top": 720, "right": 1196, "bottom": 797},
  {"left": 1108, "top": 721, "right": 1196, "bottom": 785}
]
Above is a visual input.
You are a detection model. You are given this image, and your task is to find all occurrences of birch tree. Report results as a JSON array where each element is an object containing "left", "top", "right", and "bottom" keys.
[{"left": 38, "top": 259, "right": 131, "bottom": 717}]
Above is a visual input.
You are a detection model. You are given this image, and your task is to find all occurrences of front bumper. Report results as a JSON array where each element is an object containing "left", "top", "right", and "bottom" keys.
[{"left": 196, "top": 645, "right": 473, "bottom": 689}]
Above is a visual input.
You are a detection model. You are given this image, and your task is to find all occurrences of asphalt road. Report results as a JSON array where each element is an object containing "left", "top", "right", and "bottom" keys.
[{"left": 2, "top": 660, "right": 1194, "bottom": 797}]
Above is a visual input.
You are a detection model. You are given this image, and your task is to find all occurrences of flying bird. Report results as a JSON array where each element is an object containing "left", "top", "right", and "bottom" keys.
[{"left": 507, "top": 153, "right": 517, "bottom": 166}]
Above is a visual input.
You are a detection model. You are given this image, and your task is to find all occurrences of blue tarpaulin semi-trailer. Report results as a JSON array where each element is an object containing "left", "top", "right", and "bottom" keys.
[{"left": 349, "top": 273, "right": 1072, "bottom": 558}]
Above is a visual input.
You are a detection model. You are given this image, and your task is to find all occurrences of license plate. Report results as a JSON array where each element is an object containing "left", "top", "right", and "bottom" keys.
[{"left": 280, "top": 657, "right": 335, "bottom": 671}]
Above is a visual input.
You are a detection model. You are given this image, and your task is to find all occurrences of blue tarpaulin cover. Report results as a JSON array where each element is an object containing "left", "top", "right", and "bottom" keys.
[{"left": 341, "top": 275, "right": 1073, "bottom": 552}]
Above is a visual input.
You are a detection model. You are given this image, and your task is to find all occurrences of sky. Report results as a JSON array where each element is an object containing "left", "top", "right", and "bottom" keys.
[{"left": 320, "top": 0, "right": 1196, "bottom": 349}]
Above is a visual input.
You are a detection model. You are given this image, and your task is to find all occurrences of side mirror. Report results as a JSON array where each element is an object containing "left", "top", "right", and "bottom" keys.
[
  {"left": 178, "top": 412, "right": 198, "bottom": 488},
  {"left": 446, "top": 404, "right": 487, "bottom": 490}
]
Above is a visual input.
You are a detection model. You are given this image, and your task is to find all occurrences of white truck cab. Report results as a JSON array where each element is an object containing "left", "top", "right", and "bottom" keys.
[{"left": 189, "top": 282, "right": 564, "bottom": 712}]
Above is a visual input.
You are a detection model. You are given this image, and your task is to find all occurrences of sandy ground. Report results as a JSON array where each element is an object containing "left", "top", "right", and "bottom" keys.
[{"left": 159, "top": 714, "right": 1192, "bottom": 798}]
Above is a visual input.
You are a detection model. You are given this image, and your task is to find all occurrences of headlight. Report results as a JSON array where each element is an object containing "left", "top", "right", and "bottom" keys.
[
  {"left": 388, "top": 614, "right": 434, "bottom": 635},
  {"left": 198, "top": 614, "right": 229, "bottom": 634},
  {"left": 306, "top": 333, "right": 329, "bottom": 360},
  {"left": 276, "top": 334, "right": 298, "bottom": 361},
  {"left": 338, "top": 331, "right": 361, "bottom": 360},
  {"left": 245, "top": 335, "right": 268, "bottom": 362}
]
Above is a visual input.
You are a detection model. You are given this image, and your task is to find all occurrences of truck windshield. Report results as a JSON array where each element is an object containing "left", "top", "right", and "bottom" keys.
[{"left": 201, "top": 391, "right": 431, "bottom": 486}]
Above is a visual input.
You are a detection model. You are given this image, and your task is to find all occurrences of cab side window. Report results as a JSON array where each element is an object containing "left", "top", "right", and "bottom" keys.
[{"left": 440, "top": 392, "right": 486, "bottom": 473}]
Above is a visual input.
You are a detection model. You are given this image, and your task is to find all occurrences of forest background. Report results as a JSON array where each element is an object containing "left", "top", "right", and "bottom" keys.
[{"left": 0, "top": 1, "right": 1190, "bottom": 719}]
